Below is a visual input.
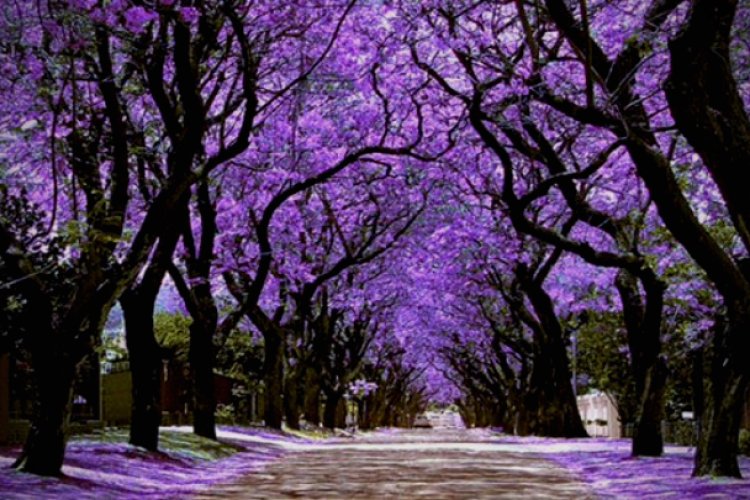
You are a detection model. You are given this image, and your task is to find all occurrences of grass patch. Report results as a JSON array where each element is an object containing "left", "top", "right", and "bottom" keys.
[
  {"left": 282, "top": 426, "right": 336, "bottom": 440},
  {"left": 159, "top": 429, "right": 243, "bottom": 460},
  {"left": 73, "top": 427, "right": 243, "bottom": 462}
]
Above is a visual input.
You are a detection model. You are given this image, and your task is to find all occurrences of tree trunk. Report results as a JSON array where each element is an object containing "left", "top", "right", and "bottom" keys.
[
  {"left": 361, "top": 403, "right": 371, "bottom": 429},
  {"left": 632, "top": 360, "right": 668, "bottom": 455},
  {"left": 517, "top": 385, "right": 538, "bottom": 436},
  {"left": 13, "top": 352, "right": 77, "bottom": 476},
  {"left": 529, "top": 351, "right": 587, "bottom": 437},
  {"left": 120, "top": 206, "right": 182, "bottom": 449},
  {"left": 189, "top": 299, "right": 218, "bottom": 439},
  {"left": 475, "top": 403, "right": 489, "bottom": 428},
  {"left": 284, "top": 369, "right": 301, "bottom": 430},
  {"left": 456, "top": 399, "right": 472, "bottom": 428},
  {"left": 518, "top": 266, "right": 588, "bottom": 438},
  {"left": 264, "top": 332, "right": 284, "bottom": 429},
  {"left": 335, "top": 397, "right": 347, "bottom": 428},
  {"left": 666, "top": 3, "right": 750, "bottom": 467},
  {"left": 323, "top": 391, "right": 342, "bottom": 429},
  {"left": 514, "top": 406, "right": 532, "bottom": 436},
  {"left": 366, "top": 392, "right": 385, "bottom": 429},
  {"left": 121, "top": 291, "right": 162, "bottom": 451},
  {"left": 356, "top": 399, "right": 369, "bottom": 430},
  {"left": 648, "top": 0, "right": 750, "bottom": 473},
  {"left": 694, "top": 382, "right": 745, "bottom": 477},
  {"left": 615, "top": 270, "right": 667, "bottom": 456},
  {"left": 664, "top": 0, "right": 750, "bottom": 252},
  {"left": 303, "top": 366, "right": 321, "bottom": 426},
  {"left": 693, "top": 316, "right": 749, "bottom": 477}
]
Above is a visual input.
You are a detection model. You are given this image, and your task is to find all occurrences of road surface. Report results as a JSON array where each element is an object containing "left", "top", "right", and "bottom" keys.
[{"left": 198, "top": 428, "right": 594, "bottom": 499}]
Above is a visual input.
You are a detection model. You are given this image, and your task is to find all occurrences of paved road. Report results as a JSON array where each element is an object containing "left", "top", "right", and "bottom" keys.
[{"left": 198, "top": 428, "right": 594, "bottom": 499}]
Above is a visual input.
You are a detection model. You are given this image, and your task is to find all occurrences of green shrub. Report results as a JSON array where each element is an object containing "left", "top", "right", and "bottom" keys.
[
  {"left": 739, "top": 429, "right": 750, "bottom": 456},
  {"left": 215, "top": 403, "right": 236, "bottom": 425},
  {"left": 668, "top": 421, "right": 695, "bottom": 446}
]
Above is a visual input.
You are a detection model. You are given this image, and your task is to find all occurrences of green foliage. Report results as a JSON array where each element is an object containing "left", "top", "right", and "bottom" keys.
[
  {"left": 75, "top": 427, "right": 242, "bottom": 461},
  {"left": 215, "top": 403, "right": 237, "bottom": 425},
  {"left": 284, "top": 426, "right": 334, "bottom": 440},
  {"left": 574, "top": 306, "right": 697, "bottom": 425},
  {"left": 100, "top": 331, "right": 127, "bottom": 359},
  {"left": 0, "top": 186, "right": 69, "bottom": 353},
  {"left": 665, "top": 421, "right": 695, "bottom": 446},
  {"left": 215, "top": 327, "right": 263, "bottom": 383},
  {"left": 739, "top": 429, "right": 750, "bottom": 457},
  {"left": 662, "top": 337, "right": 694, "bottom": 421},
  {"left": 213, "top": 326, "right": 263, "bottom": 423},
  {"left": 154, "top": 312, "right": 191, "bottom": 362},
  {"left": 573, "top": 312, "right": 637, "bottom": 423},
  {"left": 670, "top": 161, "right": 738, "bottom": 252}
]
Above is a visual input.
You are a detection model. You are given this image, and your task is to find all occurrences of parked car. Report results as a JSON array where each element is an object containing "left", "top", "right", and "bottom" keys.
[{"left": 413, "top": 414, "right": 433, "bottom": 428}]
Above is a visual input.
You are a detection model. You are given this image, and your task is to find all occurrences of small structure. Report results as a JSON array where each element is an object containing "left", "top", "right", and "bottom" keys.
[
  {"left": 0, "top": 351, "right": 101, "bottom": 444},
  {"left": 102, "top": 356, "right": 249, "bottom": 426},
  {"left": 577, "top": 391, "right": 621, "bottom": 438},
  {"left": 101, "top": 366, "right": 133, "bottom": 425}
]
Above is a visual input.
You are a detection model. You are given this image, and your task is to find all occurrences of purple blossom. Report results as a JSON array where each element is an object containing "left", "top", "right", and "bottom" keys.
[
  {"left": 179, "top": 7, "right": 200, "bottom": 24},
  {"left": 123, "top": 7, "right": 157, "bottom": 34}
]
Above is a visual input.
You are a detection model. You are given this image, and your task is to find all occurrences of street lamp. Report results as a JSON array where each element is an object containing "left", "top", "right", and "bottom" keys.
[{"left": 572, "top": 329, "right": 578, "bottom": 398}]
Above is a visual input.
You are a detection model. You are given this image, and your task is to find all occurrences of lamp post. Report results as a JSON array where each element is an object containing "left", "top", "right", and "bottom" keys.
[{"left": 572, "top": 329, "right": 578, "bottom": 398}]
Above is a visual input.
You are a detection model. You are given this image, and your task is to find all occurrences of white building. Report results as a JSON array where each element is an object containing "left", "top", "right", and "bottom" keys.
[{"left": 577, "top": 391, "right": 621, "bottom": 438}]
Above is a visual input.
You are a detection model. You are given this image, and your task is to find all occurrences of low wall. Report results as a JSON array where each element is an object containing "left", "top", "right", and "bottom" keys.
[
  {"left": 102, "top": 371, "right": 133, "bottom": 425},
  {"left": 5, "top": 419, "right": 30, "bottom": 445}
]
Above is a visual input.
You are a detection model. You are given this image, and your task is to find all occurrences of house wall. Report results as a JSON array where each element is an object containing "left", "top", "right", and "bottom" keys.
[
  {"left": 160, "top": 362, "right": 191, "bottom": 414},
  {"left": 102, "top": 363, "right": 244, "bottom": 425},
  {"left": 102, "top": 370, "right": 133, "bottom": 425},
  {"left": 577, "top": 392, "right": 621, "bottom": 438}
]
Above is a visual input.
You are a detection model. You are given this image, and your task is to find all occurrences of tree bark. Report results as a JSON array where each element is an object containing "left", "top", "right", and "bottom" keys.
[
  {"left": 189, "top": 294, "right": 218, "bottom": 439},
  {"left": 518, "top": 266, "right": 588, "bottom": 438},
  {"left": 284, "top": 369, "right": 302, "bottom": 430},
  {"left": 536, "top": 0, "right": 749, "bottom": 471},
  {"left": 13, "top": 351, "right": 77, "bottom": 476},
  {"left": 662, "top": 0, "right": 750, "bottom": 477},
  {"left": 632, "top": 360, "right": 668, "bottom": 455},
  {"left": 121, "top": 291, "right": 162, "bottom": 451},
  {"left": 615, "top": 270, "right": 667, "bottom": 456},
  {"left": 323, "top": 391, "right": 342, "bottom": 429},
  {"left": 120, "top": 196, "right": 183, "bottom": 449},
  {"left": 664, "top": 0, "right": 750, "bottom": 251},
  {"left": 303, "top": 366, "right": 321, "bottom": 426},
  {"left": 263, "top": 332, "right": 284, "bottom": 429},
  {"left": 693, "top": 315, "right": 750, "bottom": 477},
  {"left": 335, "top": 397, "right": 347, "bottom": 428}
]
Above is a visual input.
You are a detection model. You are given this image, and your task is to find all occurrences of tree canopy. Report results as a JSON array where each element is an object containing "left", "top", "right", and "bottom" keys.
[{"left": 1, "top": 0, "right": 750, "bottom": 479}]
